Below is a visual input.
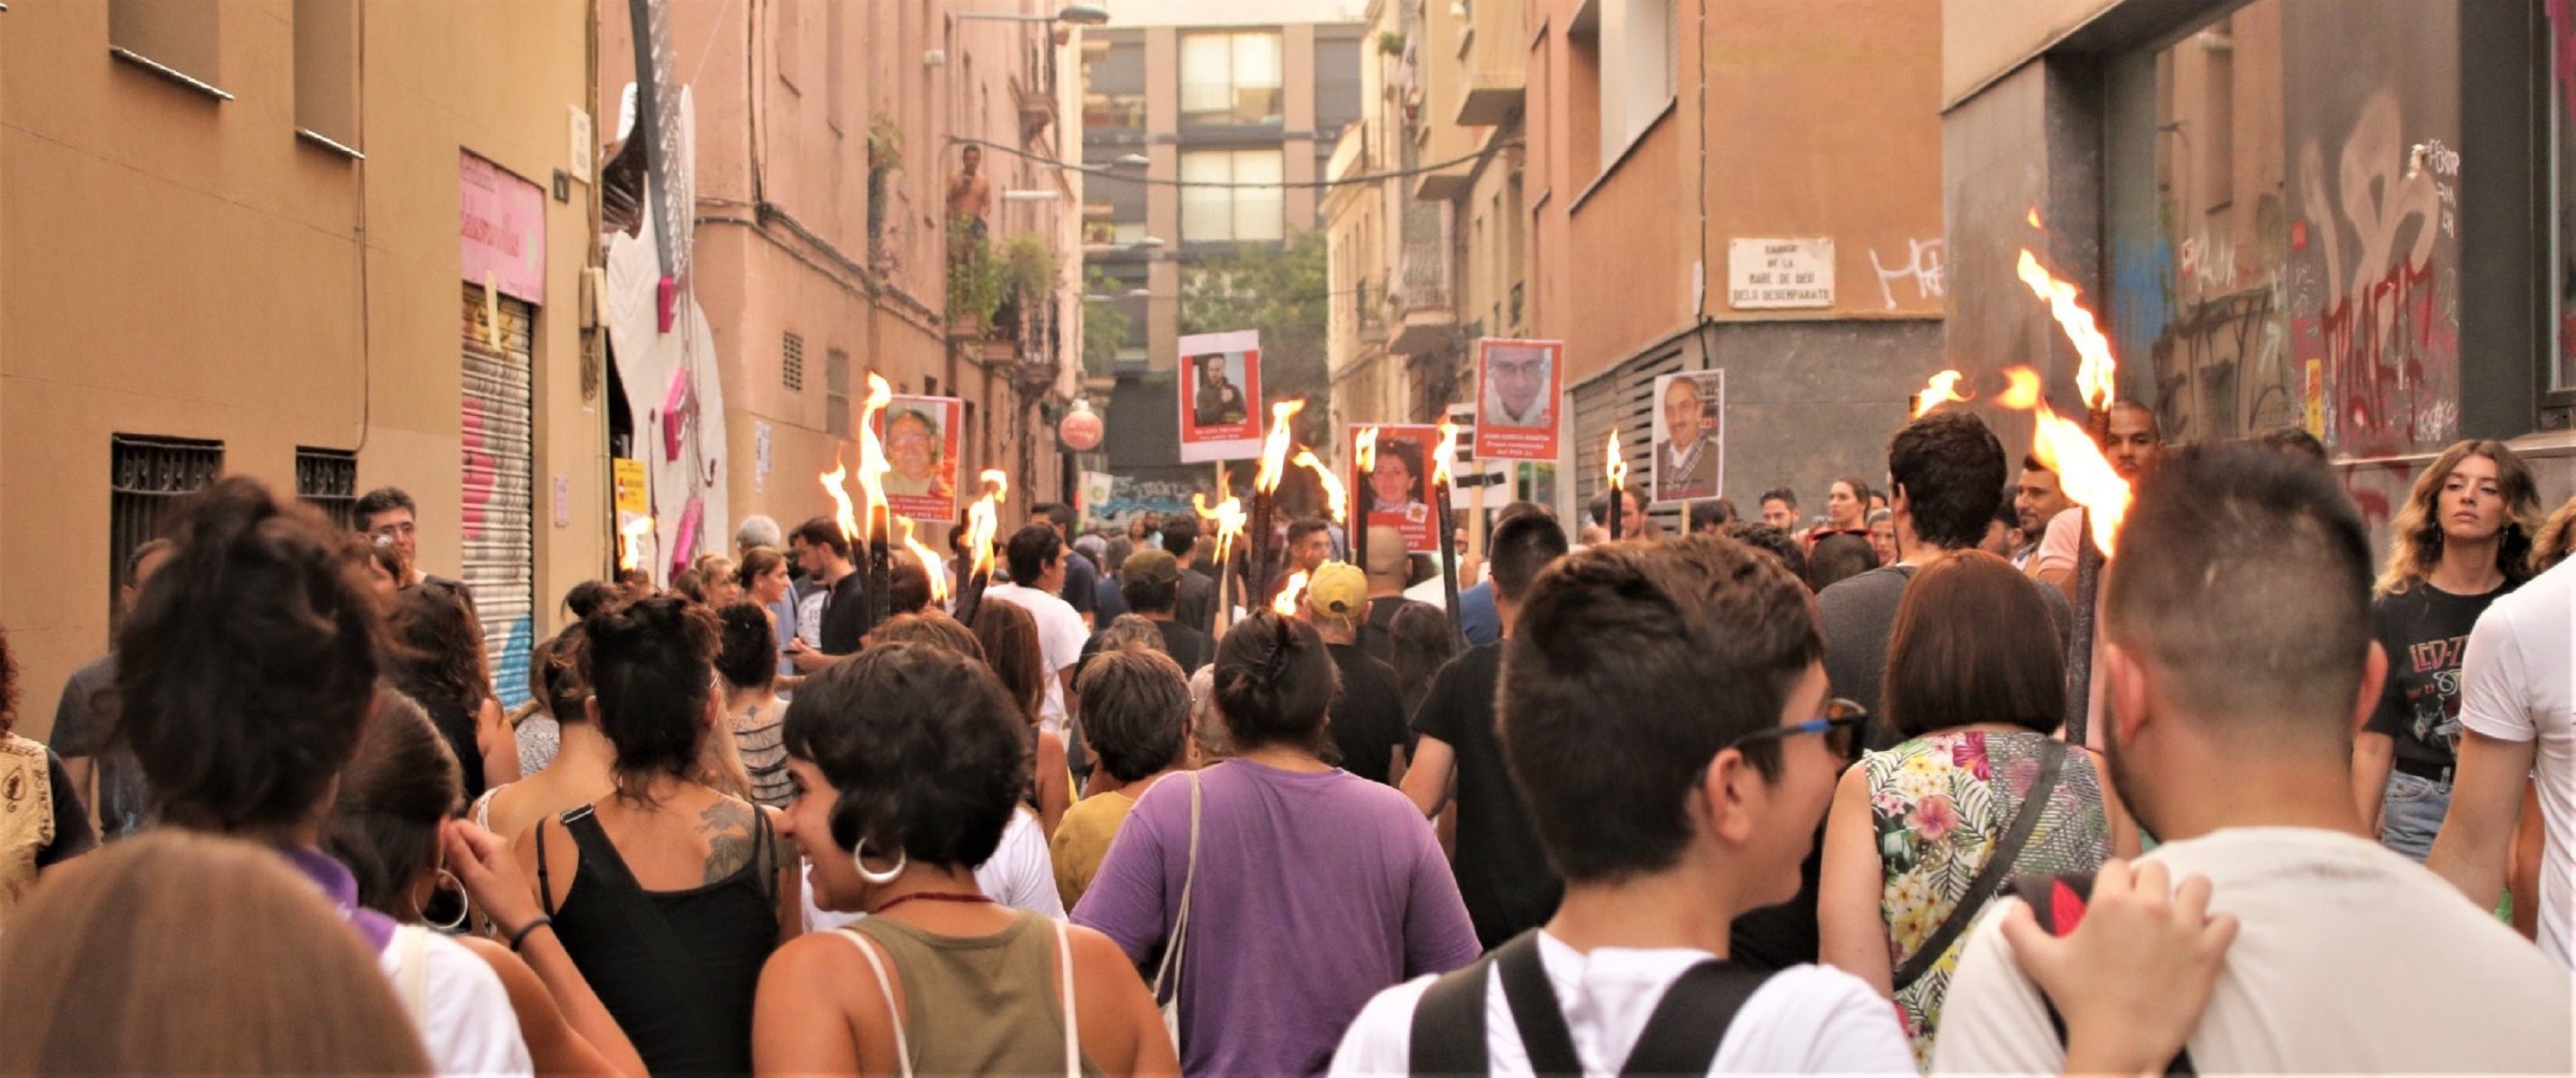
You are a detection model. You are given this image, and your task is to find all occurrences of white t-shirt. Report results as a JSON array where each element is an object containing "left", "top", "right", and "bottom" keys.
[
  {"left": 983, "top": 583, "right": 1088, "bottom": 734},
  {"left": 1330, "top": 931, "right": 1913, "bottom": 1075},
  {"left": 803, "top": 808, "right": 1066, "bottom": 933},
  {"left": 794, "top": 588, "right": 826, "bottom": 649},
  {"left": 379, "top": 926, "right": 536, "bottom": 1077},
  {"left": 1934, "top": 826, "right": 2574, "bottom": 1074},
  {"left": 2457, "top": 559, "right": 2576, "bottom": 968}
]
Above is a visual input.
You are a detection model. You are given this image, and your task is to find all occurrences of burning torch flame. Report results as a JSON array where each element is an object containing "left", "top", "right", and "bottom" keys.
[
  {"left": 897, "top": 516, "right": 950, "bottom": 603},
  {"left": 854, "top": 374, "right": 895, "bottom": 545},
  {"left": 1997, "top": 367, "right": 2043, "bottom": 411},
  {"left": 1430, "top": 420, "right": 1460, "bottom": 487},
  {"left": 1291, "top": 448, "right": 1348, "bottom": 525},
  {"left": 1912, "top": 370, "right": 1971, "bottom": 418},
  {"left": 1192, "top": 473, "right": 1248, "bottom": 568},
  {"left": 1270, "top": 570, "right": 1310, "bottom": 617},
  {"left": 1254, "top": 400, "right": 1306, "bottom": 495},
  {"left": 965, "top": 470, "right": 1010, "bottom": 579},
  {"left": 1355, "top": 427, "right": 1380, "bottom": 473},
  {"left": 2030, "top": 402, "right": 2132, "bottom": 559},
  {"left": 1605, "top": 429, "right": 1628, "bottom": 492},
  {"left": 617, "top": 515, "right": 656, "bottom": 572},
  {"left": 2027, "top": 207, "right": 2042, "bottom": 228},
  {"left": 2015, "top": 249, "right": 2117, "bottom": 412},
  {"left": 819, "top": 459, "right": 862, "bottom": 551}
]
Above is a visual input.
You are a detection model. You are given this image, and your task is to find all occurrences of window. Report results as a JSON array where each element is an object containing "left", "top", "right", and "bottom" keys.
[
  {"left": 111, "top": 0, "right": 227, "bottom": 98},
  {"left": 1595, "top": 0, "right": 1675, "bottom": 168},
  {"left": 1180, "top": 31, "right": 1283, "bottom": 127},
  {"left": 783, "top": 332, "right": 805, "bottom": 392},
  {"left": 1180, "top": 149, "right": 1284, "bottom": 243},
  {"left": 292, "top": 0, "right": 359, "bottom": 154},
  {"left": 111, "top": 434, "right": 222, "bottom": 617},
  {"left": 1314, "top": 29, "right": 1364, "bottom": 137},
  {"left": 1084, "top": 37, "right": 1147, "bottom": 129},
  {"left": 296, "top": 446, "right": 359, "bottom": 530},
  {"left": 826, "top": 349, "right": 852, "bottom": 438}
]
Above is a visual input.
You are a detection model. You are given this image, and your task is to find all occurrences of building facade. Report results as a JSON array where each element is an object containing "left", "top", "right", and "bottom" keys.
[
  {"left": 1942, "top": 0, "right": 2572, "bottom": 535},
  {"left": 0, "top": 0, "right": 607, "bottom": 729}
]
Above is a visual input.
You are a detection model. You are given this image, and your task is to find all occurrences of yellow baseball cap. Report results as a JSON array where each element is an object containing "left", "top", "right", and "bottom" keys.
[{"left": 1306, "top": 561, "right": 1368, "bottom": 622}]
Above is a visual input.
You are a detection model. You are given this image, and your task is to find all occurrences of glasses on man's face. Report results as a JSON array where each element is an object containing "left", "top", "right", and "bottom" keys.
[{"left": 1722, "top": 698, "right": 1870, "bottom": 761}]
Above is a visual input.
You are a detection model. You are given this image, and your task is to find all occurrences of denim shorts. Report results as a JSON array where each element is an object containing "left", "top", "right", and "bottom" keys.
[{"left": 2378, "top": 769, "right": 2451, "bottom": 863}]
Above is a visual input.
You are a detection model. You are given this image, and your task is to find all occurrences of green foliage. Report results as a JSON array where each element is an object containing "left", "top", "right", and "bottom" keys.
[
  {"left": 996, "top": 234, "right": 1058, "bottom": 303},
  {"left": 946, "top": 216, "right": 1004, "bottom": 328},
  {"left": 1377, "top": 31, "right": 1405, "bottom": 57},
  {"left": 1180, "top": 229, "right": 1331, "bottom": 441},
  {"left": 868, "top": 114, "right": 904, "bottom": 175},
  {"left": 1082, "top": 269, "right": 1133, "bottom": 376}
]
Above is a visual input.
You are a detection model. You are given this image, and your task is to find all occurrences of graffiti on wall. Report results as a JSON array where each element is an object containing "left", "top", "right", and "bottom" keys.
[{"left": 1869, "top": 238, "right": 1946, "bottom": 311}]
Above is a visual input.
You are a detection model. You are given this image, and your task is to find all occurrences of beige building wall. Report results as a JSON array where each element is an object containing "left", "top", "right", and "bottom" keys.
[
  {"left": 2, "top": 0, "right": 604, "bottom": 738},
  {"left": 1943, "top": 0, "right": 2120, "bottom": 107}
]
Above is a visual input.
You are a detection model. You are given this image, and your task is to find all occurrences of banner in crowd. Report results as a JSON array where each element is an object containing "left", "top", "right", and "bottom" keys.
[
  {"left": 1178, "top": 330, "right": 1263, "bottom": 464},
  {"left": 1093, "top": 474, "right": 1201, "bottom": 532},
  {"left": 1474, "top": 338, "right": 1562, "bottom": 461},
  {"left": 874, "top": 394, "right": 962, "bottom": 522},
  {"left": 1651, "top": 369, "right": 1725, "bottom": 505},
  {"left": 1351, "top": 424, "right": 1442, "bottom": 553}
]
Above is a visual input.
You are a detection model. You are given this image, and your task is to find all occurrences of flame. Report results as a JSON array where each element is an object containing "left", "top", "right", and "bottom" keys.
[
  {"left": 1431, "top": 420, "right": 1459, "bottom": 487},
  {"left": 2014, "top": 249, "right": 2118, "bottom": 412},
  {"left": 2029, "top": 401, "right": 2132, "bottom": 558},
  {"left": 1354, "top": 427, "right": 1379, "bottom": 473},
  {"left": 965, "top": 470, "right": 1011, "bottom": 579},
  {"left": 1292, "top": 448, "right": 1348, "bottom": 525},
  {"left": 2027, "top": 207, "right": 2042, "bottom": 228},
  {"left": 897, "top": 516, "right": 950, "bottom": 602},
  {"left": 1912, "top": 370, "right": 1971, "bottom": 418},
  {"left": 1254, "top": 400, "right": 1306, "bottom": 494},
  {"left": 617, "top": 515, "right": 656, "bottom": 572},
  {"left": 1605, "top": 428, "right": 1627, "bottom": 491},
  {"left": 819, "top": 459, "right": 862, "bottom": 550},
  {"left": 1192, "top": 473, "right": 1248, "bottom": 569},
  {"left": 1270, "top": 570, "right": 1310, "bottom": 617},
  {"left": 1997, "top": 367, "right": 2043, "bottom": 411},
  {"left": 854, "top": 374, "right": 895, "bottom": 546}
]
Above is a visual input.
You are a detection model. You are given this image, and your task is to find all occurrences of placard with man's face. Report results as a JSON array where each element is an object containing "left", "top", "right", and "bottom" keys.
[
  {"left": 1179, "top": 330, "right": 1264, "bottom": 463},
  {"left": 1651, "top": 370, "right": 1724, "bottom": 505},
  {"left": 875, "top": 395, "right": 963, "bottom": 521},
  {"left": 1475, "top": 338, "right": 1562, "bottom": 461}
]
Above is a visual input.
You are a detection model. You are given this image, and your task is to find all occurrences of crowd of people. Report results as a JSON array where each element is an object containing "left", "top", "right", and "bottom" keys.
[{"left": 0, "top": 399, "right": 2568, "bottom": 1076}]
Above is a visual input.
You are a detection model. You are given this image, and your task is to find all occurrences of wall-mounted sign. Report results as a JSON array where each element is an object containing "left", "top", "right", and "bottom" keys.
[{"left": 1726, "top": 237, "right": 1834, "bottom": 309}]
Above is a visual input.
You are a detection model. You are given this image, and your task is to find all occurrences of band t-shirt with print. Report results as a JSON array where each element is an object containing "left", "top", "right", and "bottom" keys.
[{"left": 2363, "top": 580, "right": 2514, "bottom": 775}]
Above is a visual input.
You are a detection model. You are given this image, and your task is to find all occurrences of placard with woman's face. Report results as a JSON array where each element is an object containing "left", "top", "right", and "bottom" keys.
[
  {"left": 1352, "top": 424, "right": 1441, "bottom": 552},
  {"left": 877, "top": 395, "right": 962, "bottom": 520}
]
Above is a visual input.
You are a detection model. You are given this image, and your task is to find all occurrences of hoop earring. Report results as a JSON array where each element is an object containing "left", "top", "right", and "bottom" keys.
[
  {"left": 425, "top": 869, "right": 472, "bottom": 933},
  {"left": 853, "top": 839, "right": 907, "bottom": 886}
]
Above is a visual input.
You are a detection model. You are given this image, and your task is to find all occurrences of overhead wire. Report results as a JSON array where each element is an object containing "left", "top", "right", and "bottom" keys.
[{"left": 951, "top": 135, "right": 1523, "bottom": 190}]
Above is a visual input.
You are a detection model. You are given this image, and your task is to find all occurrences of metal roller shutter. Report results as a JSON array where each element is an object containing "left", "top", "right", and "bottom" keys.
[
  {"left": 1570, "top": 341, "right": 1687, "bottom": 532},
  {"left": 462, "top": 283, "right": 537, "bottom": 708}
]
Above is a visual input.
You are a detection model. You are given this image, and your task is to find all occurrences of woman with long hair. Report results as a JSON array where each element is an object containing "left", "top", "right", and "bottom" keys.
[
  {"left": 514, "top": 596, "right": 801, "bottom": 1075},
  {"left": 716, "top": 602, "right": 793, "bottom": 809},
  {"left": 972, "top": 600, "right": 1073, "bottom": 839},
  {"left": 113, "top": 476, "right": 533, "bottom": 1074},
  {"left": 1073, "top": 611, "right": 1479, "bottom": 1074},
  {"left": 737, "top": 545, "right": 800, "bottom": 682},
  {"left": 2352, "top": 439, "right": 2545, "bottom": 863},
  {"left": 1819, "top": 552, "right": 2136, "bottom": 1068},
  {"left": 324, "top": 691, "right": 646, "bottom": 1077},
  {"left": 754, "top": 643, "right": 1176, "bottom": 1076},
  {"left": 0, "top": 832, "right": 432, "bottom": 1075},
  {"left": 388, "top": 585, "right": 521, "bottom": 797},
  {"left": 476, "top": 622, "right": 618, "bottom": 851}
]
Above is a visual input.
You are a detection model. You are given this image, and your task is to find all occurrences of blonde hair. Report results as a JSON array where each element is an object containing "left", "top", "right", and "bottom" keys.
[
  {"left": 2533, "top": 494, "right": 2576, "bottom": 574},
  {"left": 2377, "top": 439, "right": 2543, "bottom": 595},
  {"left": 0, "top": 832, "right": 430, "bottom": 1074}
]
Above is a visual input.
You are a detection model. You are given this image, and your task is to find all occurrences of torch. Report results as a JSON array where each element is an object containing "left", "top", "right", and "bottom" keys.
[
  {"left": 2014, "top": 246, "right": 2134, "bottom": 747},
  {"left": 898, "top": 516, "right": 950, "bottom": 608},
  {"left": 1292, "top": 446, "right": 1347, "bottom": 557},
  {"left": 617, "top": 514, "right": 656, "bottom": 577},
  {"left": 953, "top": 470, "right": 1010, "bottom": 627},
  {"left": 854, "top": 375, "right": 895, "bottom": 638},
  {"left": 1192, "top": 477, "right": 1247, "bottom": 637},
  {"left": 1251, "top": 401, "right": 1304, "bottom": 608},
  {"left": 1352, "top": 427, "right": 1379, "bottom": 573},
  {"left": 1605, "top": 428, "right": 1628, "bottom": 542},
  {"left": 1431, "top": 420, "right": 1465, "bottom": 647}
]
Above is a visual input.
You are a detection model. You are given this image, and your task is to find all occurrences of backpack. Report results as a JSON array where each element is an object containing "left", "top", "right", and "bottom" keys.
[
  {"left": 2008, "top": 873, "right": 2199, "bottom": 1076},
  {"left": 1408, "top": 931, "right": 1773, "bottom": 1075}
]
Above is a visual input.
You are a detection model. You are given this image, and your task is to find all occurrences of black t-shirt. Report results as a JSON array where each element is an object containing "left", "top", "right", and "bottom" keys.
[
  {"left": 1173, "top": 570, "right": 1218, "bottom": 638},
  {"left": 49, "top": 652, "right": 151, "bottom": 840},
  {"left": 2365, "top": 580, "right": 2514, "bottom": 774},
  {"left": 38, "top": 749, "right": 96, "bottom": 866},
  {"left": 817, "top": 570, "right": 872, "bottom": 656},
  {"left": 1411, "top": 642, "right": 1562, "bottom": 950},
  {"left": 1326, "top": 642, "right": 1408, "bottom": 787},
  {"left": 1359, "top": 595, "right": 1435, "bottom": 665},
  {"left": 1078, "top": 617, "right": 1214, "bottom": 677},
  {"left": 1063, "top": 551, "right": 1101, "bottom": 621}
]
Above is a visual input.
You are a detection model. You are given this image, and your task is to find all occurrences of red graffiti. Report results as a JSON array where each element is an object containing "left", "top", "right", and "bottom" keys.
[{"left": 2313, "top": 255, "right": 2448, "bottom": 455}]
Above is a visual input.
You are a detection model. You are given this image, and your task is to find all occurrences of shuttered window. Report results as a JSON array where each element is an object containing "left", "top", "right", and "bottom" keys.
[
  {"left": 109, "top": 0, "right": 228, "bottom": 99},
  {"left": 296, "top": 446, "right": 359, "bottom": 530},
  {"left": 462, "top": 284, "right": 537, "bottom": 709}
]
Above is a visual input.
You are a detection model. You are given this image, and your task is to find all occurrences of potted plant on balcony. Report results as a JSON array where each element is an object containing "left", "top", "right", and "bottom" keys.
[
  {"left": 947, "top": 215, "right": 1005, "bottom": 340},
  {"left": 986, "top": 234, "right": 1057, "bottom": 361}
]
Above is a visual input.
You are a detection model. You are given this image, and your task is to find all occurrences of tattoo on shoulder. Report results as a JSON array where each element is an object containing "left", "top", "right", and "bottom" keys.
[{"left": 698, "top": 798, "right": 756, "bottom": 884}]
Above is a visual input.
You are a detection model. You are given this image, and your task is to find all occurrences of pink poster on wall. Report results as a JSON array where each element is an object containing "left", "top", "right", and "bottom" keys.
[{"left": 461, "top": 150, "right": 546, "bottom": 304}]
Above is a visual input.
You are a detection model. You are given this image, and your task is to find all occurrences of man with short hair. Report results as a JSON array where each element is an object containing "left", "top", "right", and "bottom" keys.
[
  {"left": 734, "top": 514, "right": 783, "bottom": 558},
  {"left": 1161, "top": 517, "right": 1219, "bottom": 635},
  {"left": 1403, "top": 511, "right": 1571, "bottom": 949},
  {"left": 1270, "top": 517, "right": 1335, "bottom": 602},
  {"left": 1685, "top": 498, "right": 1734, "bottom": 535},
  {"left": 1938, "top": 446, "right": 2572, "bottom": 1073},
  {"left": 1304, "top": 561, "right": 1408, "bottom": 787},
  {"left": 787, "top": 517, "right": 868, "bottom": 666},
  {"left": 987, "top": 523, "right": 1090, "bottom": 736},
  {"left": 1359, "top": 525, "right": 1434, "bottom": 662},
  {"left": 2429, "top": 553, "right": 2576, "bottom": 968},
  {"left": 1446, "top": 501, "right": 1551, "bottom": 646},
  {"left": 2035, "top": 401, "right": 2163, "bottom": 593},
  {"left": 1083, "top": 549, "right": 1210, "bottom": 675},
  {"left": 356, "top": 487, "right": 473, "bottom": 603},
  {"left": 1333, "top": 535, "right": 1913, "bottom": 1073},
  {"left": 1759, "top": 487, "right": 1800, "bottom": 531},
  {"left": 1053, "top": 647, "right": 1195, "bottom": 907},
  {"left": 1032, "top": 502, "right": 1100, "bottom": 629},
  {"left": 2011, "top": 458, "right": 2071, "bottom": 571},
  {"left": 52, "top": 538, "right": 177, "bottom": 838}
]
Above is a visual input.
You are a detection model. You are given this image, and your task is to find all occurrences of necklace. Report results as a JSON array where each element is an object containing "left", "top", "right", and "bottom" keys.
[{"left": 870, "top": 891, "right": 996, "bottom": 915}]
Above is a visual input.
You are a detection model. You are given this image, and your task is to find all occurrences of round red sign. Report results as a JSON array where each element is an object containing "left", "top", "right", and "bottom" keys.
[{"left": 1058, "top": 409, "right": 1104, "bottom": 452}]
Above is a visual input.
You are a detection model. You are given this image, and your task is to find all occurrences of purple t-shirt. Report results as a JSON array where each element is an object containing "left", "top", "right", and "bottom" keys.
[{"left": 1072, "top": 758, "right": 1481, "bottom": 1075}]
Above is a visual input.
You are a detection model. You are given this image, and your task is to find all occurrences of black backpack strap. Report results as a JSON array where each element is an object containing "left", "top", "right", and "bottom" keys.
[
  {"left": 1618, "top": 961, "right": 1772, "bottom": 1076},
  {"left": 1492, "top": 932, "right": 1584, "bottom": 1076},
  {"left": 2008, "top": 874, "right": 2199, "bottom": 1076},
  {"left": 1409, "top": 950, "right": 1496, "bottom": 1075}
]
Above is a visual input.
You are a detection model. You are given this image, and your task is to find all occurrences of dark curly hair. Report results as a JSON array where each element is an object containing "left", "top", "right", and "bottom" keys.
[
  {"left": 1212, "top": 611, "right": 1338, "bottom": 754},
  {"left": 580, "top": 596, "right": 720, "bottom": 801},
  {"left": 0, "top": 623, "right": 18, "bottom": 736},
  {"left": 385, "top": 587, "right": 491, "bottom": 711},
  {"left": 782, "top": 642, "right": 1029, "bottom": 870},
  {"left": 117, "top": 477, "right": 383, "bottom": 835},
  {"left": 1723, "top": 522, "right": 1810, "bottom": 584},
  {"left": 713, "top": 602, "right": 778, "bottom": 691},
  {"left": 323, "top": 689, "right": 463, "bottom": 920}
]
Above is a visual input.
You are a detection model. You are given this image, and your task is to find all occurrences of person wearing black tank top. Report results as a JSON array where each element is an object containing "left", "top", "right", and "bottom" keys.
[{"left": 514, "top": 597, "right": 801, "bottom": 1075}]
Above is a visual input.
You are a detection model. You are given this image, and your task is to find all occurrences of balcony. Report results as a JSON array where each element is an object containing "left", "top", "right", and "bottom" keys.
[{"left": 1456, "top": 67, "right": 1524, "bottom": 127}]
